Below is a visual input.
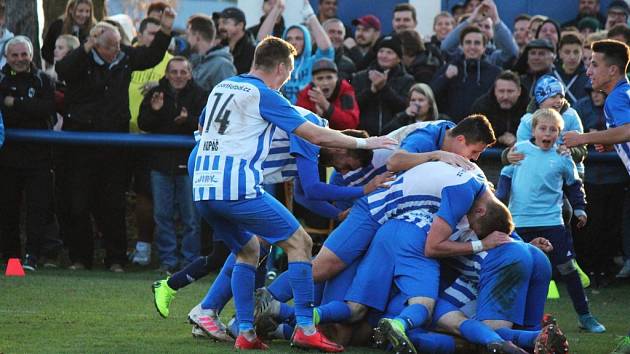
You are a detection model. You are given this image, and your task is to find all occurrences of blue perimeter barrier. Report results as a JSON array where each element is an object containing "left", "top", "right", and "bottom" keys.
[{"left": 4, "top": 128, "right": 622, "bottom": 162}]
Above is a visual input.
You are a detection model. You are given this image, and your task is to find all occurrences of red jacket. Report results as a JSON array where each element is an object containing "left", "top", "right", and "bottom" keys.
[{"left": 296, "top": 79, "right": 359, "bottom": 130}]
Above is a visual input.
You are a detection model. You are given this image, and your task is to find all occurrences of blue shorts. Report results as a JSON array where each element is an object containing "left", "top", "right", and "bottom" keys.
[
  {"left": 438, "top": 242, "right": 533, "bottom": 325},
  {"left": 517, "top": 225, "right": 575, "bottom": 267},
  {"left": 320, "top": 258, "right": 360, "bottom": 304},
  {"left": 522, "top": 244, "right": 552, "bottom": 329},
  {"left": 322, "top": 198, "right": 381, "bottom": 265},
  {"left": 195, "top": 193, "right": 300, "bottom": 254},
  {"left": 345, "top": 219, "right": 439, "bottom": 312}
]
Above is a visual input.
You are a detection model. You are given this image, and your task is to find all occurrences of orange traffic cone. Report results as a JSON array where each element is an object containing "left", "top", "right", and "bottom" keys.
[{"left": 5, "top": 258, "right": 25, "bottom": 277}]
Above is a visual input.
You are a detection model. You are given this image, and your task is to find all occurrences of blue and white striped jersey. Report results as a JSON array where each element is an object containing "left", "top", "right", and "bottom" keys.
[
  {"left": 366, "top": 161, "right": 487, "bottom": 230},
  {"left": 441, "top": 227, "right": 488, "bottom": 308},
  {"left": 442, "top": 228, "right": 520, "bottom": 311},
  {"left": 193, "top": 75, "right": 308, "bottom": 201},
  {"left": 329, "top": 121, "right": 439, "bottom": 189},
  {"left": 262, "top": 106, "right": 327, "bottom": 184}
]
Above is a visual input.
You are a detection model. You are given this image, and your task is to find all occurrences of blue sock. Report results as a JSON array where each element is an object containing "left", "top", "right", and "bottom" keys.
[
  {"left": 281, "top": 323, "right": 295, "bottom": 340},
  {"left": 459, "top": 319, "right": 503, "bottom": 345},
  {"left": 316, "top": 301, "right": 352, "bottom": 324},
  {"left": 268, "top": 270, "right": 294, "bottom": 302},
  {"left": 395, "top": 304, "right": 430, "bottom": 330},
  {"left": 563, "top": 270, "right": 589, "bottom": 315},
  {"left": 228, "top": 317, "right": 239, "bottom": 338},
  {"left": 201, "top": 253, "right": 235, "bottom": 311},
  {"left": 167, "top": 256, "right": 211, "bottom": 290},
  {"left": 495, "top": 327, "right": 539, "bottom": 350},
  {"left": 408, "top": 330, "right": 456, "bottom": 354},
  {"left": 278, "top": 302, "right": 295, "bottom": 322},
  {"left": 314, "top": 281, "right": 324, "bottom": 305},
  {"left": 232, "top": 263, "right": 256, "bottom": 332},
  {"left": 288, "top": 261, "right": 314, "bottom": 327}
]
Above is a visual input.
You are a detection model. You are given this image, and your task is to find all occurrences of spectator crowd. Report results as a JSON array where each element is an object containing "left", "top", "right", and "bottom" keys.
[{"left": 0, "top": 0, "right": 629, "bottom": 290}]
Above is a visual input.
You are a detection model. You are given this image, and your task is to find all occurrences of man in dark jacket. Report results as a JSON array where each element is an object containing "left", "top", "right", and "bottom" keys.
[
  {"left": 55, "top": 9, "right": 176, "bottom": 272},
  {"left": 470, "top": 70, "right": 528, "bottom": 148},
  {"left": 0, "top": 36, "right": 61, "bottom": 271},
  {"left": 323, "top": 18, "right": 356, "bottom": 82},
  {"left": 431, "top": 25, "right": 502, "bottom": 122},
  {"left": 352, "top": 35, "right": 414, "bottom": 136},
  {"left": 216, "top": 7, "right": 255, "bottom": 75},
  {"left": 513, "top": 38, "right": 556, "bottom": 97},
  {"left": 138, "top": 56, "right": 206, "bottom": 273}
]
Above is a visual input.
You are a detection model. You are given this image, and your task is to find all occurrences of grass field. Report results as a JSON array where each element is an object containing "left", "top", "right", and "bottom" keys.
[{"left": 1, "top": 268, "right": 629, "bottom": 354}]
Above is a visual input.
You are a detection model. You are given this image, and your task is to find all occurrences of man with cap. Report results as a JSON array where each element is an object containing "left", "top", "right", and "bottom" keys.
[
  {"left": 345, "top": 15, "right": 381, "bottom": 71},
  {"left": 606, "top": 0, "right": 629, "bottom": 30},
  {"left": 513, "top": 38, "right": 556, "bottom": 96},
  {"left": 562, "top": 0, "right": 606, "bottom": 29},
  {"left": 296, "top": 58, "right": 359, "bottom": 130},
  {"left": 216, "top": 7, "right": 255, "bottom": 75},
  {"left": 430, "top": 25, "right": 502, "bottom": 122},
  {"left": 352, "top": 34, "right": 414, "bottom": 136}
]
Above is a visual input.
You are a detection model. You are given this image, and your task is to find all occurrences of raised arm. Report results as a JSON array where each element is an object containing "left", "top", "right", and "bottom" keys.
[
  {"left": 301, "top": 0, "right": 332, "bottom": 52},
  {"left": 257, "top": 0, "right": 285, "bottom": 42}
]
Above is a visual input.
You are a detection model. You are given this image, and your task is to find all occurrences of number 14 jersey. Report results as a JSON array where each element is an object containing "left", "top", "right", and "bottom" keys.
[{"left": 193, "top": 74, "right": 307, "bottom": 201}]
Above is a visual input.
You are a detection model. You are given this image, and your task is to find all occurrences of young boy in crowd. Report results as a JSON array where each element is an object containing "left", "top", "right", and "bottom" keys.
[{"left": 496, "top": 108, "right": 606, "bottom": 333}]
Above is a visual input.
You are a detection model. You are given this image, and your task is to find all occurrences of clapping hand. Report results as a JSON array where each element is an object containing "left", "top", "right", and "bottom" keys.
[
  {"left": 174, "top": 107, "right": 188, "bottom": 125},
  {"left": 150, "top": 91, "right": 164, "bottom": 111}
]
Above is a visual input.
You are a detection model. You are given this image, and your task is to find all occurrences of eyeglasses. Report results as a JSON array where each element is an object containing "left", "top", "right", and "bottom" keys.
[{"left": 463, "top": 40, "right": 483, "bottom": 45}]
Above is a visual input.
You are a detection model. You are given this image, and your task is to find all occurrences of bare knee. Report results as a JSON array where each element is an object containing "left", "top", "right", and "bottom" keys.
[
  {"left": 347, "top": 302, "right": 367, "bottom": 323},
  {"left": 277, "top": 228, "right": 313, "bottom": 262},
  {"left": 236, "top": 236, "right": 260, "bottom": 265},
  {"left": 482, "top": 319, "right": 513, "bottom": 330},
  {"left": 312, "top": 247, "right": 346, "bottom": 282},
  {"left": 436, "top": 311, "right": 467, "bottom": 336}
]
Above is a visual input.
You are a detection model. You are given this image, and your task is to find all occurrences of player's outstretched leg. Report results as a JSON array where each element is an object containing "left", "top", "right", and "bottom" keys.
[
  {"left": 278, "top": 228, "right": 343, "bottom": 353},
  {"left": 152, "top": 278, "right": 177, "bottom": 318},
  {"left": 151, "top": 255, "right": 215, "bottom": 318}
]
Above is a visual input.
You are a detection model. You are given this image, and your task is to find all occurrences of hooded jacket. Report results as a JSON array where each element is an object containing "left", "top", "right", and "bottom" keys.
[
  {"left": 190, "top": 45, "right": 237, "bottom": 92},
  {"left": 470, "top": 82, "right": 529, "bottom": 147},
  {"left": 138, "top": 77, "right": 206, "bottom": 174},
  {"left": 430, "top": 53, "right": 502, "bottom": 122},
  {"left": 281, "top": 24, "right": 334, "bottom": 104},
  {"left": 56, "top": 30, "right": 171, "bottom": 133},
  {"left": 352, "top": 62, "right": 415, "bottom": 136},
  {"left": 0, "top": 63, "right": 55, "bottom": 168}
]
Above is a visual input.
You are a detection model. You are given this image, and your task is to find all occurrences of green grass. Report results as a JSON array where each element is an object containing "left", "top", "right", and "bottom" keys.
[{"left": 1, "top": 268, "right": 628, "bottom": 353}]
